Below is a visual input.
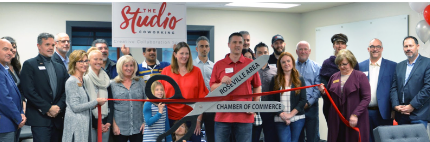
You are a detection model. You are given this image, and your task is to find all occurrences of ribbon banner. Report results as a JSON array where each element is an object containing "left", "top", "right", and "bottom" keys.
[{"left": 112, "top": 2, "right": 186, "bottom": 47}]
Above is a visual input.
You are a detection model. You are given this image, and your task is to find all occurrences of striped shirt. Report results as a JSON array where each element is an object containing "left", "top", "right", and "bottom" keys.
[
  {"left": 143, "top": 102, "right": 171, "bottom": 142},
  {"left": 137, "top": 60, "right": 170, "bottom": 83}
]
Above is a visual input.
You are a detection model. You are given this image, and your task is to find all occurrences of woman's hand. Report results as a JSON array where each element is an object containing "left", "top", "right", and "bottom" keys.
[
  {"left": 158, "top": 103, "right": 165, "bottom": 114},
  {"left": 194, "top": 115, "right": 203, "bottom": 135},
  {"left": 318, "top": 83, "right": 325, "bottom": 93},
  {"left": 140, "top": 123, "right": 145, "bottom": 134},
  {"left": 285, "top": 119, "right": 291, "bottom": 125},
  {"left": 112, "top": 122, "right": 120, "bottom": 135},
  {"left": 96, "top": 98, "right": 107, "bottom": 106},
  {"left": 102, "top": 123, "right": 111, "bottom": 133},
  {"left": 349, "top": 114, "right": 358, "bottom": 127}
]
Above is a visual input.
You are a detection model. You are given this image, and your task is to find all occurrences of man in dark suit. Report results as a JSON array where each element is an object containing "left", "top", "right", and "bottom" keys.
[
  {"left": 0, "top": 39, "right": 26, "bottom": 141},
  {"left": 20, "top": 33, "right": 69, "bottom": 142},
  {"left": 52, "top": 33, "right": 70, "bottom": 70},
  {"left": 359, "top": 38, "right": 397, "bottom": 142},
  {"left": 391, "top": 36, "right": 430, "bottom": 129}
]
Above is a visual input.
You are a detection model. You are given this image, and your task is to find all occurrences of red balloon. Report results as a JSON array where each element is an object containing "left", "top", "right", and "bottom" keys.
[{"left": 425, "top": 5, "right": 430, "bottom": 26}]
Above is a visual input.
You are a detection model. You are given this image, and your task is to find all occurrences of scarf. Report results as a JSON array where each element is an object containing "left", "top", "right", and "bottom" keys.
[{"left": 83, "top": 67, "right": 110, "bottom": 119}]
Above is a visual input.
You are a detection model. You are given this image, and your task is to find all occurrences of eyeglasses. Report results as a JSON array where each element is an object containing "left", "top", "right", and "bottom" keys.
[
  {"left": 77, "top": 60, "right": 89, "bottom": 64},
  {"left": 58, "top": 40, "right": 71, "bottom": 44},
  {"left": 369, "top": 45, "right": 382, "bottom": 49},
  {"left": 338, "top": 62, "right": 349, "bottom": 67}
]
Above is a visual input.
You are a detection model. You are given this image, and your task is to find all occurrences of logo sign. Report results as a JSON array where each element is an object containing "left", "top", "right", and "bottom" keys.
[{"left": 112, "top": 2, "right": 186, "bottom": 48}]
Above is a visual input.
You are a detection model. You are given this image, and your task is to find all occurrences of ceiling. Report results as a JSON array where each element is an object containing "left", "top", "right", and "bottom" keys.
[{"left": 68, "top": 2, "right": 353, "bottom": 13}]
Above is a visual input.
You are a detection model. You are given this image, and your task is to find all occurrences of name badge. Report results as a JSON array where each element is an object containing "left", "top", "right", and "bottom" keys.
[
  {"left": 363, "top": 71, "right": 368, "bottom": 76},
  {"left": 77, "top": 83, "right": 82, "bottom": 87},
  {"left": 38, "top": 66, "right": 46, "bottom": 70},
  {"left": 269, "top": 64, "right": 276, "bottom": 67},
  {"left": 333, "top": 79, "right": 339, "bottom": 84},
  {"left": 225, "top": 68, "right": 233, "bottom": 73},
  {"left": 143, "top": 75, "right": 151, "bottom": 81}
]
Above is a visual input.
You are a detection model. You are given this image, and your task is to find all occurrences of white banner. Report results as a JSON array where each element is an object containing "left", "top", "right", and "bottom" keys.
[{"left": 112, "top": 2, "right": 187, "bottom": 48}]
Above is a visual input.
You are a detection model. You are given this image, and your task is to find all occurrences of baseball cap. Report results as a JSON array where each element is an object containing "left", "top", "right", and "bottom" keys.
[{"left": 272, "top": 34, "right": 284, "bottom": 44}]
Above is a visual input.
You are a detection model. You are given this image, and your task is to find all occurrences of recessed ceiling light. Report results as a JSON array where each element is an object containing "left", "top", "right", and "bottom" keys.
[{"left": 225, "top": 2, "right": 300, "bottom": 9}]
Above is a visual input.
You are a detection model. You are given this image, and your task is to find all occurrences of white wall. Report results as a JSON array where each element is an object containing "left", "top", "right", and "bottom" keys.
[
  {"left": 0, "top": 2, "right": 112, "bottom": 63},
  {"left": 301, "top": 2, "right": 430, "bottom": 140}
]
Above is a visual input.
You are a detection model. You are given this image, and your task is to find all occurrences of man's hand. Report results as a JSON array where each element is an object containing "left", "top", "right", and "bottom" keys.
[
  {"left": 121, "top": 44, "right": 130, "bottom": 55},
  {"left": 48, "top": 105, "right": 60, "bottom": 117},
  {"left": 18, "top": 114, "right": 26, "bottom": 128},
  {"left": 221, "top": 76, "right": 232, "bottom": 84},
  {"left": 349, "top": 114, "right": 358, "bottom": 127},
  {"left": 391, "top": 110, "right": 395, "bottom": 119},
  {"left": 400, "top": 104, "right": 414, "bottom": 115},
  {"left": 394, "top": 105, "right": 405, "bottom": 112},
  {"left": 304, "top": 103, "right": 309, "bottom": 110}
]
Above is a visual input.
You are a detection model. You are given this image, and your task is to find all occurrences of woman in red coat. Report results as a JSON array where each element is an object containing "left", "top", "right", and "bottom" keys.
[{"left": 318, "top": 49, "right": 370, "bottom": 142}]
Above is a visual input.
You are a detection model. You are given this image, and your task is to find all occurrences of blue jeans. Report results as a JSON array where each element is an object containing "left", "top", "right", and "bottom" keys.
[
  {"left": 215, "top": 122, "right": 252, "bottom": 142},
  {"left": 299, "top": 102, "right": 320, "bottom": 142},
  {"left": 396, "top": 115, "right": 428, "bottom": 128},
  {"left": 275, "top": 119, "right": 305, "bottom": 142}
]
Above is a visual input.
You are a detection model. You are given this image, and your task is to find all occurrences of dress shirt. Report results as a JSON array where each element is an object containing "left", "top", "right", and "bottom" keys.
[
  {"left": 404, "top": 54, "right": 419, "bottom": 103},
  {"left": 368, "top": 58, "right": 382, "bottom": 107},
  {"left": 193, "top": 57, "right": 214, "bottom": 92},
  {"left": 55, "top": 51, "right": 69, "bottom": 70},
  {"left": 295, "top": 59, "right": 321, "bottom": 106},
  {"left": 258, "top": 64, "right": 277, "bottom": 101}
]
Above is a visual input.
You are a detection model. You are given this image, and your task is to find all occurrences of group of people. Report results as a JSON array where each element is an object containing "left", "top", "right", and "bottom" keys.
[{"left": 0, "top": 30, "right": 428, "bottom": 142}]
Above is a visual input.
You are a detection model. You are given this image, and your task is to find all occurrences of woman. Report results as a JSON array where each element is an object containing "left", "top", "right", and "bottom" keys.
[
  {"left": 318, "top": 49, "right": 370, "bottom": 142},
  {"left": 62, "top": 50, "right": 107, "bottom": 142},
  {"left": 111, "top": 55, "right": 145, "bottom": 142},
  {"left": 161, "top": 42, "right": 208, "bottom": 142},
  {"left": 320, "top": 33, "right": 359, "bottom": 123},
  {"left": 268, "top": 52, "right": 307, "bottom": 142},
  {"left": 242, "top": 48, "right": 255, "bottom": 60},
  {"left": 83, "top": 47, "right": 113, "bottom": 142},
  {"left": 1, "top": 36, "right": 25, "bottom": 142}
]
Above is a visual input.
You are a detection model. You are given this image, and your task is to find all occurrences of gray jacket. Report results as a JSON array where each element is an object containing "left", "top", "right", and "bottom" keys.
[
  {"left": 111, "top": 78, "right": 145, "bottom": 136},
  {"left": 62, "top": 76, "right": 98, "bottom": 142}
]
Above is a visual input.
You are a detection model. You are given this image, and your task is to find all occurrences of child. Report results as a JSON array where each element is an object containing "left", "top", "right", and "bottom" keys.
[
  {"left": 172, "top": 122, "right": 190, "bottom": 142},
  {"left": 143, "top": 81, "right": 172, "bottom": 142}
]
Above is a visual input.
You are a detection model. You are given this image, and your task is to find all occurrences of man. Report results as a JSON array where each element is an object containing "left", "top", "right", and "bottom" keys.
[
  {"left": 20, "top": 33, "right": 69, "bottom": 142},
  {"left": 295, "top": 41, "right": 321, "bottom": 142},
  {"left": 268, "top": 34, "right": 285, "bottom": 66},
  {"left": 239, "top": 31, "right": 251, "bottom": 50},
  {"left": 252, "top": 42, "right": 278, "bottom": 142},
  {"left": 0, "top": 39, "right": 26, "bottom": 142},
  {"left": 52, "top": 33, "right": 70, "bottom": 70},
  {"left": 210, "top": 32, "right": 262, "bottom": 142},
  {"left": 192, "top": 36, "right": 215, "bottom": 142},
  {"left": 92, "top": 39, "right": 118, "bottom": 79},
  {"left": 137, "top": 47, "right": 170, "bottom": 82},
  {"left": 391, "top": 36, "right": 430, "bottom": 128},
  {"left": 359, "top": 38, "right": 396, "bottom": 142}
]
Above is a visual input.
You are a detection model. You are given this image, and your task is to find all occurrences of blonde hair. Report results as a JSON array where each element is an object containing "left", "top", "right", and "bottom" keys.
[
  {"left": 150, "top": 81, "right": 165, "bottom": 99},
  {"left": 68, "top": 50, "right": 88, "bottom": 75},
  {"left": 87, "top": 47, "right": 102, "bottom": 60},
  {"left": 113, "top": 55, "right": 140, "bottom": 83},
  {"left": 334, "top": 49, "right": 357, "bottom": 68},
  {"left": 171, "top": 42, "right": 193, "bottom": 74}
]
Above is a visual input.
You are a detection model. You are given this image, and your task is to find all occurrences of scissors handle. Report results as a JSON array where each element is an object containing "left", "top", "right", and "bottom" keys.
[
  {"left": 146, "top": 75, "right": 194, "bottom": 104},
  {"left": 156, "top": 115, "right": 198, "bottom": 142}
]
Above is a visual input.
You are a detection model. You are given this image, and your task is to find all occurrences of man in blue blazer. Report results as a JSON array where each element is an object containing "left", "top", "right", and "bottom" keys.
[
  {"left": 391, "top": 36, "right": 430, "bottom": 129},
  {"left": 20, "top": 33, "right": 69, "bottom": 142},
  {"left": 359, "top": 38, "right": 397, "bottom": 142},
  {"left": 0, "top": 39, "right": 26, "bottom": 141}
]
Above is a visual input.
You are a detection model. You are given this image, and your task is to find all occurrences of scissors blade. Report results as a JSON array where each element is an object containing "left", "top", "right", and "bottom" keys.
[{"left": 204, "top": 101, "right": 284, "bottom": 112}]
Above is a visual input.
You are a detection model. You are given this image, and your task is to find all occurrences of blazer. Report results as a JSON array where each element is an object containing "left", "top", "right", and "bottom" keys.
[
  {"left": 62, "top": 76, "right": 98, "bottom": 142},
  {"left": 359, "top": 58, "right": 397, "bottom": 119},
  {"left": 52, "top": 52, "right": 67, "bottom": 69},
  {"left": 268, "top": 76, "right": 307, "bottom": 116},
  {"left": 390, "top": 54, "right": 430, "bottom": 121},
  {"left": 20, "top": 54, "right": 69, "bottom": 128},
  {"left": 0, "top": 65, "right": 23, "bottom": 133}
]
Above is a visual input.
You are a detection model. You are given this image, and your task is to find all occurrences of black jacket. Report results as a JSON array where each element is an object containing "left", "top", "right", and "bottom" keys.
[{"left": 268, "top": 76, "right": 307, "bottom": 117}]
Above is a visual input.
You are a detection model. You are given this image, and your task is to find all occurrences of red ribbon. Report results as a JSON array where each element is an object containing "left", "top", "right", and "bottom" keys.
[
  {"left": 97, "top": 105, "right": 102, "bottom": 142},
  {"left": 97, "top": 84, "right": 361, "bottom": 142}
]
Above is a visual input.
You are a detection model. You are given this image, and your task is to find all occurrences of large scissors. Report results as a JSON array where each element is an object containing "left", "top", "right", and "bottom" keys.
[{"left": 145, "top": 55, "right": 282, "bottom": 142}]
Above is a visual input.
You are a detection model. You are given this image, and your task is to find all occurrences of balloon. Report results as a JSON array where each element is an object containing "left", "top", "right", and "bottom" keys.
[
  {"left": 425, "top": 5, "right": 430, "bottom": 26},
  {"left": 416, "top": 20, "right": 430, "bottom": 44},
  {"left": 409, "top": 2, "right": 430, "bottom": 13}
]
